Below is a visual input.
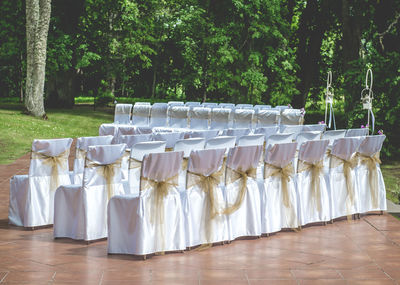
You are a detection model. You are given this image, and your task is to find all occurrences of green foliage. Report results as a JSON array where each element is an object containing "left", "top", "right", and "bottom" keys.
[{"left": 95, "top": 92, "right": 115, "bottom": 107}]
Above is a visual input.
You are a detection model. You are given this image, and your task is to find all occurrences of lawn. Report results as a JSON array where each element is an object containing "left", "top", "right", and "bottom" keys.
[{"left": 0, "top": 102, "right": 113, "bottom": 164}]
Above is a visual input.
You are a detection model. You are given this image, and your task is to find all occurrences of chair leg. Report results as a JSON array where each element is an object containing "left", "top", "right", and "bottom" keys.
[{"left": 143, "top": 255, "right": 146, "bottom": 260}]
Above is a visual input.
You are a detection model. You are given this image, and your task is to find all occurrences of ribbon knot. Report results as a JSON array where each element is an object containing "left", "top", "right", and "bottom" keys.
[{"left": 297, "top": 159, "right": 324, "bottom": 212}]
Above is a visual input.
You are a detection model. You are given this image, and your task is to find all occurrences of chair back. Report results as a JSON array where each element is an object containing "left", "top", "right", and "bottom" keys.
[
  {"left": 141, "top": 151, "right": 183, "bottom": 183},
  {"left": 298, "top": 140, "right": 329, "bottom": 164},
  {"left": 280, "top": 124, "right": 304, "bottom": 134},
  {"left": 236, "top": 104, "right": 253, "bottom": 109},
  {"left": 303, "top": 124, "right": 326, "bottom": 132},
  {"left": 185, "top": 101, "right": 201, "bottom": 107},
  {"left": 254, "top": 104, "right": 271, "bottom": 110},
  {"left": 205, "top": 136, "right": 236, "bottom": 151},
  {"left": 322, "top": 130, "right": 346, "bottom": 146},
  {"left": 130, "top": 141, "right": 166, "bottom": 161},
  {"left": 185, "top": 129, "right": 219, "bottom": 141},
  {"left": 152, "top": 132, "right": 185, "bottom": 149},
  {"left": 358, "top": 135, "right": 386, "bottom": 156},
  {"left": 168, "top": 106, "right": 189, "bottom": 128},
  {"left": 189, "top": 107, "right": 210, "bottom": 129},
  {"left": 149, "top": 103, "right": 168, "bottom": 127},
  {"left": 174, "top": 138, "right": 206, "bottom": 157},
  {"left": 254, "top": 126, "right": 279, "bottom": 141},
  {"left": 202, "top": 102, "right": 218, "bottom": 108},
  {"left": 255, "top": 109, "right": 279, "bottom": 127},
  {"left": 114, "top": 104, "right": 132, "bottom": 124},
  {"left": 219, "top": 103, "right": 235, "bottom": 108},
  {"left": 188, "top": 148, "right": 225, "bottom": 177},
  {"left": 296, "top": 131, "right": 322, "bottom": 149},
  {"left": 222, "top": 128, "right": 251, "bottom": 143},
  {"left": 99, "top": 124, "right": 117, "bottom": 136},
  {"left": 345, "top": 128, "right": 369, "bottom": 137},
  {"left": 168, "top": 101, "right": 184, "bottom": 106},
  {"left": 118, "top": 134, "right": 153, "bottom": 149},
  {"left": 237, "top": 134, "right": 265, "bottom": 147},
  {"left": 210, "top": 108, "right": 231, "bottom": 129},
  {"left": 226, "top": 145, "right": 263, "bottom": 172},
  {"left": 265, "top": 142, "right": 297, "bottom": 168},
  {"left": 280, "top": 109, "right": 303, "bottom": 125},
  {"left": 132, "top": 104, "right": 151, "bottom": 126},
  {"left": 331, "top": 137, "right": 363, "bottom": 161},
  {"left": 266, "top": 133, "right": 295, "bottom": 147},
  {"left": 234, "top": 108, "right": 255, "bottom": 128}
]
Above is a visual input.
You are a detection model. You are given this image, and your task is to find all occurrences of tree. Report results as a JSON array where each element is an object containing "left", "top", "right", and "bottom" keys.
[{"left": 25, "top": 0, "right": 51, "bottom": 117}]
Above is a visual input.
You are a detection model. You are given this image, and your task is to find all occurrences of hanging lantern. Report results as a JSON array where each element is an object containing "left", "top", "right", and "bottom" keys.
[
  {"left": 360, "top": 69, "right": 375, "bottom": 134},
  {"left": 324, "top": 71, "right": 336, "bottom": 129}
]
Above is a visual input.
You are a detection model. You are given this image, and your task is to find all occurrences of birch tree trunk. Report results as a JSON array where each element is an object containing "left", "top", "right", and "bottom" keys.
[{"left": 25, "top": 0, "right": 51, "bottom": 117}]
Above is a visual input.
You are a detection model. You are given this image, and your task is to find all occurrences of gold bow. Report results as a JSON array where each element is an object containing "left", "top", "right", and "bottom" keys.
[
  {"left": 32, "top": 149, "right": 69, "bottom": 191},
  {"left": 141, "top": 174, "right": 179, "bottom": 253},
  {"left": 86, "top": 158, "right": 122, "bottom": 200},
  {"left": 264, "top": 162, "right": 298, "bottom": 229},
  {"left": 297, "top": 159, "right": 324, "bottom": 213},
  {"left": 128, "top": 157, "right": 142, "bottom": 170},
  {"left": 223, "top": 166, "right": 257, "bottom": 215},
  {"left": 358, "top": 152, "right": 381, "bottom": 209},
  {"left": 329, "top": 151, "right": 358, "bottom": 219}
]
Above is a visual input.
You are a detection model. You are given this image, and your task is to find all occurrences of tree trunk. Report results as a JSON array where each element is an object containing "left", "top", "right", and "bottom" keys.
[
  {"left": 25, "top": 0, "right": 51, "bottom": 117},
  {"left": 151, "top": 68, "right": 157, "bottom": 100}
]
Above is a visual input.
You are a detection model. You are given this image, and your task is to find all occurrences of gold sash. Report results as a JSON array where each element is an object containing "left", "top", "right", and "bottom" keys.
[
  {"left": 358, "top": 152, "right": 381, "bottom": 209},
  {"left": 223, "top": 166, "right": 257, "bottom": 215},
  {"left": 32, "top": 149, "right": 69, "bottom": 191},
  {"left": 141, "top": 174, "right": 179, "bottom": 253},
  {"left": 264, "top": 162, "right": 298, "bottom": 229},
  {"left": 329, "top": 151, "right": 358, "bottom": 219},
  {"left": 85, "top": 158, "right": 122, "bottom": 200},
  {"left": 297, "top": 159, "right": 324, "bottom": 212},
  {"left": 128, "top": 157, "right": 142, "bottom": 170}
]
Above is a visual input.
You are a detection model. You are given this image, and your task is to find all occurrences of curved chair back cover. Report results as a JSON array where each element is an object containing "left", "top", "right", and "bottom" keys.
[
  {"left": 345, "top": 128, "right": 369, "bottom": 137},
  {"left": 114, "top": 104, "right": 132, "bottom": 124},
  {"left": 205, "top": 136, "right": 236, "bottom": 151},
  {"left": 280, "top": 124, "right": 304, "bottom": 134},
  {"left": 236, "top": 104, "right": 253, "bottom": 109},
  {"left": 296, "top": 131, "right": 322, "bottom": 149},
  {"left": 188, "top": 148, "right": 225, "bottom": 176},
  {"left": 265, "top": 142, "right": 297, "bottom": 168},
  {"left": 226, "top": 145, "right": 263, "bottom": 171},
  {"left": 141, "top": 151, "right": 183, "bottom": 182},
  {"left": 303, "top": 124, "right": 326, "bottom": 132},
  {"left": 118, "top": 134, "right": 153, "bottom": 149},
  {"left": 130, "top": 141, "right": 166, "bottom": 161},
  {"left": 189, "top": 107, "right": 211, "bottom": 129},
  {"left": 149, "top": 103, "right": 168, "bottom": 127},
  {"left": 298, "top": 140, "right": 329, "bottom": 164},
  {"left": 237, "top": 134, "right": 265, "bottom": 147},
  {"left": 185, "top": 129, "right": 219, "bottom": 141},
  {"left": 266, "top": 133, "right": 295, "bottom": 147},
  {"left": 132, "top": 104, "right": 151, "bottom": 126},
  {"left": 168, "top": 106, "right": 189, "bottom": 128},
  {"left": 322, "top": 130, "right": 346, "bottom": 146},
  {"left": 174, "top": 138, "right": 206, "bottom": 157},
  {"left": 256, "top": 109, "right": 279, "bottom": 127},
  {"left": 210, "top": 108, "right": 231, "bottom": 129},
  {"left": 280, "top": 109, "right": 303, "bottom": 125},
  {"left": 152, "top": 132, "right": 185, "bottom": 148},
  {"left": 357, "top": 135, "right": 385, "bottom": 156},
  {"left": 331, "top": 137, "right": 364, "bottom": 161},
  {"left": 234, "top": 108, "right": 255, "bottom": 129},
  {"left": 254, "top": 126, "right": 279, "bottom": 141}
]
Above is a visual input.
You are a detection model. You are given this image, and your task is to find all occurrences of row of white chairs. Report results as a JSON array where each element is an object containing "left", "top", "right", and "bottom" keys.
[{"left": 114, "top": 102, "right": 303, "bottom": 129}]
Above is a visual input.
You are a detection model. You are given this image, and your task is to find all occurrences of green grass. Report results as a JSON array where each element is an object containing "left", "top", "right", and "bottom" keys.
[
  {"left": 0, "top": 102, "right": 113, "bottom": 164},
  {"left": 381, "top": 160, "right": 400, "bottom": 204}
]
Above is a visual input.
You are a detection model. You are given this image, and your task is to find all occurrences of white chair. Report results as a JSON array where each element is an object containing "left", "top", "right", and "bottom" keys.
[
  {"left": 168, "top": 101, "right": 184, "bottom": 105},
  {"left": 275, "top": 105, "right": 290, "bottom": 111},
  {"left": 185, "top": 101, "right": 201, "bottom": 107},
  {"left": 329, "top": 137, "right": 363, "bottom": 220},
  {"left": 225, "top": 145, "right": 263, "bottom": 240},
  {"left": 356, "top": 135, "right": 386, "bottom": 214},
  {"left": 346, "top": 128, "right": 369, "bottom": 137},
  {"left": 303, "top": 124, "right": 326, "bottom": 132},
  {"left": 185, "top": 129, "right": 219, "bottom": 141},
  {"left": 132, "top": 104, "right": 151, "bottom": 126},
  {"left": 255, "top": 109, "right": 279, "bottom": 128},
  {"left": 168, "top": 106, "right": 189, "bottom": 129},
  {"left": 265, "top": 133, "right": 295, "bottom": 147},
  {"left": 237, "top": 134, "right": 264, "bottom": 147},
  {"left": 254, "top": 126, "right": 279, "bottom": 142},
  {"left": 254, "top": 104, "right": 271, "bottom": 110},
  {"left": 113, "top": 125, "right": 152, "bottom": 143},
  {"left": 72, "top": 135, "right": 113, "bottom": 185},
  {"left": 152, "top": 132, "right": 185, "bottom": 149},
  {"left": 280, "top": 124, "right": 304, "bottom": 134},
  {"left": 189, "top": 107, "right": 210, "bottom": 129},
  {"left": 296, "top": 140, "right": 330, "bottom": 226},
  {"left": 202, "top": 102, "right": 218, "bottom": 108},
  {"left": 210, "top": 108, "right": 231, "bottom": 130},
  {"left": 9, "top": 138, "right": 73, "bottom": 228},
  {"left": 53, "top": 144, "right": 126, "bottom": 241},
  {"left": 222, "top": 128, "right": 251, "bottom": 144},
  {"left": 127, "top": 141, "right": 166, "bottom": 196},
  {"left": 108, "top": 151, "right": 186, "bottom": 256},
  {"left": 295, "top": 131, "right": 322, "bottom": 149},
  {"left": 149, "top": 103, "right": 168, "bottom": 127},
  {"left": 236, "top": 104, "right": 253, "bottom": 109},
  {"left": 219, "top": 103, "right": 235, "bottom": 108},
  {"left": 184, "top": 149, "right": 229, "bottom": 247},
  {"left": 114, "top": 104, "right": 132, "bottom": 124},
  {"left": 280, "top": 109, "right": 304, "bottom": 125},
  {"left": 205, "top": 136, "right": 236, "bottom": 152},
  {"left": 99, "top": 123, "right": 119, "bottom": 136},
  {"left": 322, "top": 130, "right": 346, "bottom": 147},
  {"left": 135, "top": 102, "right": 151, "bottom": 105},
  {"left": 233, "top": 108, "right": 255, "bottom": 129},
  {"left": 261, "top": 142, "right": 299, "bottom": 233}
]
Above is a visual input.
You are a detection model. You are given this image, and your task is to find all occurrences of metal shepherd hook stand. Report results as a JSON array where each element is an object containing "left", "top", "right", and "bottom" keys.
[
  {"left": 360, "top": 68, "right": 375, "bottom": 135},
  {"left": 324, "top": 71, "right": 336, "bottom": 129}
]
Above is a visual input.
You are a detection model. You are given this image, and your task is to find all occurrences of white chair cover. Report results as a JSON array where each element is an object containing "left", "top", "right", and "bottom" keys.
[
  {"left": 149, "top": 103, "right": 168, "bottom": 127},
  {"left": 9, "top": 138, "right": 73, "bottom": 227},
  {"left": 329, "top": 138, "right": 363, "bottom": 219},
  {"left": 202, "top": 102, "right": 218, "bottom": 108},
  {"left": 135, "top": 102, "right": 151, "bottom": 105},
  {"left": 132, "top": 104, "right": 151, "bottom": 126},
  {"left": 127, "top": 141, "right": 166, "bottom": 196},
  {"left": 219, "top": 103, "right": 235, "bottom": 108},
  {"left": 346, "top": 128, "right": 369, "bottom": 137},
  {"left": 174, "top": 138, "right": 206, "bottom": 157},
  {"left": 322, "top": 130, "right": 346, "bottom": 147},
  {"left": 275, "top": 105, "right": 290, "bottom": 111},
  {"left": 73, "top": 135, "right": 113, "bottom": 185},
  {"left": 189, "top": 107, "right": 210, "bottom": 129},
  {"left": 225, "top": 145, "right": 263, "bottom": 240},
  {"left": 99, "top": 123, "right": 120, "bottom": 136},
  {"left": 261, "top": 142, "right": 298, "bottom": 233},
  {"left": 296, "top": 140, "right": 330, "bottom": 225},
  {"left": 108, "top": 151, "right": 186, "bottom": 255},
  {"left": 234, "top": 108, "right": 255, "bottom": 129},
  {"left": 280, "top": 124, "right": 304, "bottom": 134},
  {"left": 185, "top": 129, "right": 219, "bottom": 141},
  {"left": 210, "top": 108, "right": 231, "bottom": 129},
  {"left": 114, "top": 104, "right": 132, "bottom": 124},
  {"left": 236, "top": 104, "right": 253, "bottom": 109},
  {"left": 295, "top": 131, "right": 322, "bottom": 149},
  {"left": 152, "top": 132, "right": 185, "bottom": 149},
  {"left": 303, "top": 124, "right": 326, "bottom": 132},
  {"left": 356, "top": 135, "right": 386, "bottom": 213},
  {"left": 237, "top": 134, "right": 264, "bottom": 147},
  {"left": 185, "top": 101, "right": 201, "bottom": 107},
  {"left": 53, "top": 144, "right": 126, "bottom": 241},
  {"left": 254, "top": 126, "right": 279, "bottom": 141},
  {"left": 254, "top": 104, "right": 271, "bottom": 110},
  {"left": 222, "top": 128, "right": 251, "bottom": 144},
  {"left": 184, "top": 149, "right": 229, "bottom": 247},
  {"left": 255, "top": 109, "right": 280, "bottom": 127},
  {"left": 280, "top": 109, "right": 304, "bottom": 125},
  {"left": 265, "top": 133, "right": 295, "bottom": 147},
  {"left": 168, "top": 101, "right": 184, "bottom": 105},
  {"left": 168, "top": 106, "right": 189, "bottom": 128},
  {"left": 205, "top": 136, "right": 236, "bottom": 152}
]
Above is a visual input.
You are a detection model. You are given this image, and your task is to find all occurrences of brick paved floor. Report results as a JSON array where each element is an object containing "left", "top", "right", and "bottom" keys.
[{"left": 1, "top": 150, "right": 400, "bottom": 284}]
